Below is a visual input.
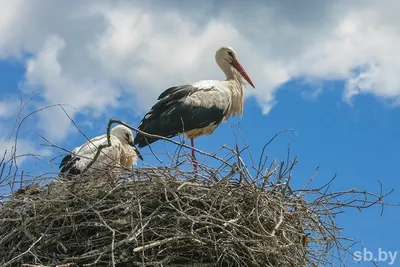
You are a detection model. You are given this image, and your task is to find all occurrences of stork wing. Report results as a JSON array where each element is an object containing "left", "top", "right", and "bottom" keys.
[
  {"left": 59, "top": 135, "right": 123, "bottom": 175},
  {"left": 59, "top": 134, "right": 107, "bottom": 169},
  {"left": 157, "top": 85, "right": 190, "bottom": 100},
  {"left": 134, "top": 83, "right": 229, "bottom": 148}
]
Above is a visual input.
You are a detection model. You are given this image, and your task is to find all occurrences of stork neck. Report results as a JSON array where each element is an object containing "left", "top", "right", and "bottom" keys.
[
  {"left": 217, "top": 59, "right": 245, "bottom": 89},
  {"left": 229, "top": 69, "right": 246, "bottom": 94},
  {"left": 221, "top": 64, "right": 243, "bottom": 84},
  {"left": 226, "top": 73, "right": 245, "bottom": 118},
  {"left": 223, "top": 66, "right": 235, "bottom": 80},
  {"left": 217, "top": 59, "right": 235, "bottom": 80}
]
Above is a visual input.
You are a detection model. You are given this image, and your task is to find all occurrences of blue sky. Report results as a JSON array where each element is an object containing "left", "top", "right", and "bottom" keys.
[{"left": 1, "top": 1, "right": 400, "bottom": 266}]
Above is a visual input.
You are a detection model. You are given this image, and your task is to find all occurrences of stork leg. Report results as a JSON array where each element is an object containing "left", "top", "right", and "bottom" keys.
[{"left": 190, "top": 138, "right": 198, "bottom": 173}]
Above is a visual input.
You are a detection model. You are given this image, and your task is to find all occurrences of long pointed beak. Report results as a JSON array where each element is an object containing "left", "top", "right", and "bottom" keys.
[
  {"left": 129, "top": 141, "right": 144, "bottom": 161},
  {"left": 231, "top": 59, "right": 255, "bottom": 88}
]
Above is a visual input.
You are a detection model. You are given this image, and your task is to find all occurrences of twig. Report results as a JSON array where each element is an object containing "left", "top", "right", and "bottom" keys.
[
  {"left": 3, "top": 235, "right": 43, "bottom": 266},
  {"left": 133, "top": 236, "right": 183, "bottom": 252}
]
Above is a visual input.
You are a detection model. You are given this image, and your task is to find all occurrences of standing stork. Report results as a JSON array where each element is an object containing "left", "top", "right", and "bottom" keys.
[{"left": 134, "top": 46, "right": 255, "bottom": 172}]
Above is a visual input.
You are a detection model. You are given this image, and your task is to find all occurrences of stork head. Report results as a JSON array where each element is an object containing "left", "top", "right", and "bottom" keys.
[
  {"left": 215, "top": 46, "right": 255, "bottom": 88},
  {"left": 111, "top": 125, "right": 143, "bottom": 160}
]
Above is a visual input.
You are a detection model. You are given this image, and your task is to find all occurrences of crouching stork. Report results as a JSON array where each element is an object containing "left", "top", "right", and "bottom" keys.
[
  {"left": 59, "top": 125, "right": 143, "bottom": 177},
  {"left": 134, "top": 46, "right": 255, "bottom": 172}
]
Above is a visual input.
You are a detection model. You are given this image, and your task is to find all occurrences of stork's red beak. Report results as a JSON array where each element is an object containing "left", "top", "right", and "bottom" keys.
[{"left": 231, "top": 59, "right": 255, "bottom": 88}]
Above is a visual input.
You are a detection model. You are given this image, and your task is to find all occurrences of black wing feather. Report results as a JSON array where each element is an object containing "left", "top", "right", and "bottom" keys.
[
  {"left": 59, "top": 154, "right": 81, "bottom": 176},
  {"left": 59, "top": 154, "right": 72, "bottom": 168},
  {"left": 157, "top": 85, "right": 190, "bottom": 100},
  {"left": 134, "top": 85, "right": 224, "bottom": 148}
]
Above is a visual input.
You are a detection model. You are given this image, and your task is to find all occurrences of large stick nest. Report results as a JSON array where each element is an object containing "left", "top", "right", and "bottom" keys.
[
  {"left": 0, "top": 167, "right": 309, "bottom": 267},
  {"left": 0, "top": 162, "right": 389, "bottom": 267}
]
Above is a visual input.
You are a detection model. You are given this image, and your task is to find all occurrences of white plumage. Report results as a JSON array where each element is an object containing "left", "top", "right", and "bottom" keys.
[{"left": 59, "top": 125, "right": 142, "bottom": 176}]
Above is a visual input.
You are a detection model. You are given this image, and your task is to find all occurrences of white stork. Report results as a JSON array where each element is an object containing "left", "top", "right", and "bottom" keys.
[
  {"left": 59, "top": 125, "right": 143, "bottom": 177},
  {"left": 134, "top": 46, "right": 255, "bottom": 171}
]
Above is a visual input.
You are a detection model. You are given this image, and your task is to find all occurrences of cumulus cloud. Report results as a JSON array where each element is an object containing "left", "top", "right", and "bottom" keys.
[
  {"left": 0, "top": 0, "right": 399, "bottom": 141},
  {"left": 0, "top": 100, "right": 21, "bottom": 118},
  {"left": 23, "top": 36, "right": 120, "bottom": 140}
]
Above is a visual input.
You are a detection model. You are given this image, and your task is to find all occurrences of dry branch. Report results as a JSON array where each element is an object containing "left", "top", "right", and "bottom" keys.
[{"left": 0, "top": 157, "right": 394, "bottom": 267}]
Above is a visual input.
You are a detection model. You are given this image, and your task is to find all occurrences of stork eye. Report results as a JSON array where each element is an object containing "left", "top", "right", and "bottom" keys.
[
  {"left": 227, "top": 51, "right": 234, "bottom": 57},
  {"left": 125, "top": 133, "right": 129, "bottom": 138}
]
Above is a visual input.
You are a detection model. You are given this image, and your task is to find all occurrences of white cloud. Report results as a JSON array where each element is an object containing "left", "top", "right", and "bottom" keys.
[
  {"left": 0, "top": 100, "right": 21, "bottom": 118},
  {"left": 293, "top": 10, "right": 400, "bottom": 104},
  {"left": 23, "top": 36, "right": 120, "bottom": 140},
  {"left": 0, "top": 0, "right": 399, "bottom": 142}
]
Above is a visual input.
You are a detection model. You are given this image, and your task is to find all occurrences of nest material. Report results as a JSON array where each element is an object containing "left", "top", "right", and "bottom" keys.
[{"left": 0, "top": 167, "right": 315, "bottom": 267}]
